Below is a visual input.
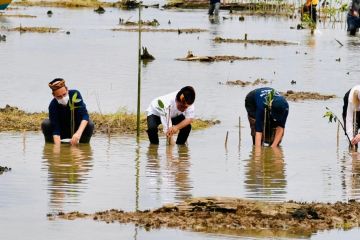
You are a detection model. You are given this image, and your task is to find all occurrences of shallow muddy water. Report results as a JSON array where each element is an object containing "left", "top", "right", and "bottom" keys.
[{"left": 1, "top": 4, "right": 360, "bottom": 239}]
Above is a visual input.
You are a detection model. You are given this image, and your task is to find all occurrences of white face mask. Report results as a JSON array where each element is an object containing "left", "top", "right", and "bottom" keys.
[{"left": 57, "top": 94, "right": 69, "bottom": 106}]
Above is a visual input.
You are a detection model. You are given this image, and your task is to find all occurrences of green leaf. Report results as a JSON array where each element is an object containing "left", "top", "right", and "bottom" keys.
[
  {"left": 158, "top": 99, "right": 165, "bottom": 109},
  {"left": 74, "top": 99, "right": 82, "bottom": 103},
  {"left": 72, "top": 92, "right": 78, "bottom": 103}
]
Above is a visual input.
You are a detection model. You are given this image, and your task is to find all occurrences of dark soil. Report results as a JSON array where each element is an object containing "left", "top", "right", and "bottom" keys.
[{"left": 53, "top": 197, "right": 360, "bottom": 237}]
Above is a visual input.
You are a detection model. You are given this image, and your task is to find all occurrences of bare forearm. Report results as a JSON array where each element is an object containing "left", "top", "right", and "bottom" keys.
[
  {"left": 76, "top": 120, "right": 88, "bottom": 136},
  {"left": 53, "top": 135, "right": 61, "bottom": 145},
  {"left": 255, "top": 132, "right": 262, "bottom": 146},
  {"left": 271, "top": 127, "right": 284, "bottom": 147}
]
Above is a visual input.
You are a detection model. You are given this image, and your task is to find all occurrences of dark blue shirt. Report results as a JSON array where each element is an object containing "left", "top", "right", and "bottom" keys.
[
  {"left": 210, "top": 0, "right": 220, "bottom": 4},
  {"left": 49, "top": 89, "right": 90, "bottom": 136},
  {"left": 253, "top": 88, "right": 289, "bottom": 132}
]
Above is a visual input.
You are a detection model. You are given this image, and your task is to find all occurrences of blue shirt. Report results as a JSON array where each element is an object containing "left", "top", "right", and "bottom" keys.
[
  {"left": 253, "top": 88, "right": 289, "bottom": 132},
  {"left": 210, "top": 0, "right": 220, "bottom": 4},
  {"left": 49, "top": 90, "right": 90, "bottom": 136}
]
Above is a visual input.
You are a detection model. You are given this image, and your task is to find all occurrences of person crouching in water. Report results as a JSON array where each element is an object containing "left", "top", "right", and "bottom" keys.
[
  {"left": 41, "top": 78, "right": 94, "bottom": 145},
  {"left": 146, "top": 86, "right": 195, "bottom": 145},
  {"left": 245, "top": 87, "right": 289, "bottom": 147},
  {"left": 343, "top": 86, "right": 360, "bottom": 147}
]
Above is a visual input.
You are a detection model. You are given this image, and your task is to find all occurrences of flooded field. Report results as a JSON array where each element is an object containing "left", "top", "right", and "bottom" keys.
[{"left": 1, "top": 1, "right": 360, "bottom": 239}]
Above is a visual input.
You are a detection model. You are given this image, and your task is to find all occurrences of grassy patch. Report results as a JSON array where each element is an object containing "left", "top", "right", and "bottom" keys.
[{"left": 0, "top": 105, "right": 219, "bottom": 134}]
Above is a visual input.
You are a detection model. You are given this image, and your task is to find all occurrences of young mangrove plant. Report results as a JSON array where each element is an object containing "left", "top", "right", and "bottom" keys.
[
  {"left": 263, "top": 89, "right": 275, "bottom": 146},
  {"left": 157, "top": 99, "right": 173, "bottom": 145},
  {"left": 69, "top": 92, "right": 82, "bottom": 137},
  {"left": 323, "top": 107, "right": 351, "bottom": 145}
]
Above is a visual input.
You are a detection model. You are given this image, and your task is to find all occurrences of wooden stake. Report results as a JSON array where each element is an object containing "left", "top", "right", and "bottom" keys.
[
  {"left": 337, "top": 121, "right": 340, "bottom": 147},
  {"left": 239, "top": 116, "right": 241, "bottom": 143},
  {"left": 225, "top": 131, "right": 229, "bottom": 147}
]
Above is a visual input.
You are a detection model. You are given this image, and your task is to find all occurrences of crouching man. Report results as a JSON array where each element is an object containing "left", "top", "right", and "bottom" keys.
[
  {"left": 41, "top": 78, "right": 94, "bottom": 145},
  {"left": 146, "top": 86, "right": 196, "bottom": 145}
]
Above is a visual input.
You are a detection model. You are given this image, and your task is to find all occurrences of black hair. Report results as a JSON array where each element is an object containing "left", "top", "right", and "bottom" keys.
[{"left": 176, "top": 86, "right": 196, "bottom": 105}]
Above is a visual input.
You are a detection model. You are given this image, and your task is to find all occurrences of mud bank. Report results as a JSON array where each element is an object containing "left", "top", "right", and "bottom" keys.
[
  {"left": 8, "top": 26, "right": 60, "bottom": 33},
  {"left": 0, "top": 166, "right": 11, "bottom": 175},
  {"left": 111, "top": 28, "right": 207, "bottom": 33},
  {"left": 53, "top": 197, "right": 360, "bottom": 236},
  {"left": 219, "top": 78, "right": 269, "bottom": 87},
  {"left": 14, "top": 0, "right": 139, "bottom": 9},
  {"left": 214, "top": 36, "right": 298, "bottom": 46},
  {"left": 0, "top": 13, "right": 36, "bottom": 18},
  {"left": 176, "top": 51, "right": 263, "bottom": 62},
  {"left": 281, "top": 90, "right": 336, "bottom": 101},
  {"left": 0, "top": 105, "right": 219, "bottom": 134}
]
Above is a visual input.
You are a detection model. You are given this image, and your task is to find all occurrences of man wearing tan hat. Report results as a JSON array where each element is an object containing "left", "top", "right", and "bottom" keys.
[{"left": 41, "top": 78, "right": 94, "bottom": 145}]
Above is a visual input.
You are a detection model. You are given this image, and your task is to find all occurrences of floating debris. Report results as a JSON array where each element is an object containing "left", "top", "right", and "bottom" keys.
[
  {"left": 111, "top": 28, "right": 207, "bottom": 33},
  {"left": 281, "top": 90, "right": 336, "bottom": 101},
  {"left": 54, "top": 197, "right": 360, "bottom": 236},
  {"left": 140, "top": 47, "right": 155, "bottom": 61},
  {"left": 239, "top": 16, "right": 245, "bottom": 21},
  {"left": 47, "top": 10, "right": 53, "bottom": 17},
  {"left": 176, "top": 51, "right": 262, "bottom": 62},
  {"left": 0, "top": 105, "right": 219, "bottom": 134},
  {"left": 214, "top": 36, "right": 298, "bottom": 46},
  {"left": 94, "top": 6, "right": 105, "bottom": 14},
  {"left": 0, "top": 166, "right": 11, "bottom": 175},
  {"left": 290, "top": 80, "right": 296, "bottom": 85},
  {"left": 219, "top": 78, "right": 269, "bottom": 87},
  {"left": 9, "top": 26, "right": 60, "bottom": 33}
]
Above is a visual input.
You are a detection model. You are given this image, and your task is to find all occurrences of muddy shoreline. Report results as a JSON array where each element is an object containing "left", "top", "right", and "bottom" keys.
[
  {"left": 0, "top": 105, "right": 219, "bottom": 134},
  {"left": 281, "top": 90, "right": 336, "bottom": 101},
  {"left": 52, "top": 197, "right": 360, "bottom": 237}
]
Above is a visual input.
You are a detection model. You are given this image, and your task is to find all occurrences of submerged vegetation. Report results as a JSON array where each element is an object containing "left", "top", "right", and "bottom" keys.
[
  {"left": 0, "top": 105, "right": 219, "bottom": 134},
  {"left": 53, "top": 196, "right": 360, "bottom": 236}
]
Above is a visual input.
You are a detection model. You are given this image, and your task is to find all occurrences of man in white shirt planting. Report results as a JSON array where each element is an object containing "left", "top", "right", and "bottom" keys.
[{"left": 146, "top": 86, "right": 196, "bottom": 145}]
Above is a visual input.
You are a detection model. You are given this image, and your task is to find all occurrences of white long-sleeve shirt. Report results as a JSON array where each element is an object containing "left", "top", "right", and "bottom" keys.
[
  {"left": 346, "top": 85, "right": 360, "bottom": 138},
  {"left": 146, "top": 91, "right": 195, "bottom": 133}
]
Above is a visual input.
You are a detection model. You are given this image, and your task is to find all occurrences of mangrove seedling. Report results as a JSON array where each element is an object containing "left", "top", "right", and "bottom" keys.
[
  {"left": 69, "top": 92, "right": 82, "bottom": 137},
  {"left": 263, "top": 89, "right": 275, "bottom": 146},
  {"left": 156, "top": 99, "right": 173, "bottom": 145},
  {"left": 323, "top": 107, "right": 351, "bottom": 144}
]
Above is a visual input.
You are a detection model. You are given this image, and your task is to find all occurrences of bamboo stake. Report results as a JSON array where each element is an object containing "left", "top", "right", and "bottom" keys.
[
  {"left": 239, "top": 116, "right": 241, "bottom": 143},
  {"left": 167, "top": 107, "right": 171, "bottom": 145},
  {"left": 136, "top": 3, "right": 142, "bottom": 140},
  {"left": 225, "top": 131, "right": 229, "bottom": 148},
  {"left": 337, "top": 120, "right": 340, "bottom": 147}
]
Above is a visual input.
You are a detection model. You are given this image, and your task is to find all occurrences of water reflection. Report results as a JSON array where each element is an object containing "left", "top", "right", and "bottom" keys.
[
  {"left": 341, "top": 152, "right": 360, "bottom": 200},
  {"left": 146, "top": 144, "right": 192, "bottom": 202},
  {"left": 244, "top": 147, "right": 287, "bottom": 201},
  {"left": 42, "top": 144, "right": 93, "bottom": 211}
]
